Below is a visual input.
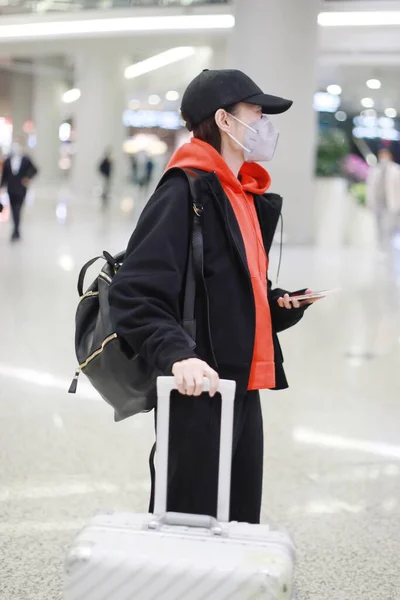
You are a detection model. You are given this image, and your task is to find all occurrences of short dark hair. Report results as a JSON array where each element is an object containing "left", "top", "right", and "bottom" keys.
[{"left": 183, "top": 104, "right": 239, "bottom": 154}]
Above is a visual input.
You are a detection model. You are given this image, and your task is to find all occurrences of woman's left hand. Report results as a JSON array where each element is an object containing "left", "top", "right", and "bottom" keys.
[{"left": 277, "top": 289, "right": 320, "bottom": 310}]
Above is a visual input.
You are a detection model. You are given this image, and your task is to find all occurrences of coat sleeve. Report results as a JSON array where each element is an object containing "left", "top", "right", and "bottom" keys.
[
  {"left": 25, "top": 157, "right": 38, "bottom": 180},
  {"left": 0, "top": 160, "right": 9, "bottom": 188},
  {"left": 388, "top": 163, "right": 400, "bottom": 214},
  {"left": 268, "top": 280, "right": 310, "bottom": 333},
  {"left": 366, "top": 167, "right": 378, "bottom": 211},
  {"left": 109, "top": 174, "right": 199, "bottom": 375}
]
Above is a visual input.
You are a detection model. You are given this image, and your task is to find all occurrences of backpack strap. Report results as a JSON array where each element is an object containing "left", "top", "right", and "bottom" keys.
[
  {"left": 157, "top": 166, "right": 207, "bottom": 341},
  {"left": 77, "top": 256, "right": 104, "bottom": 297},
  {"left": 180, "top": 168, "right": 205, "bottom": 340},
  {"left": 77, "top": 252, "right": 119, "bottom": 297},
  {"left": 179, "top": 168, "right": 217, "bottom": 366}
]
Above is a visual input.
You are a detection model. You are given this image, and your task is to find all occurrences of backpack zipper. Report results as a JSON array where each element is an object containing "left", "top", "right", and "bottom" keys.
[
  {"left": 68, "top": 333, "right": 117, "bottom": 394},
  {"left": 78, "top": 291, "right": 99, "bottom": 303}
]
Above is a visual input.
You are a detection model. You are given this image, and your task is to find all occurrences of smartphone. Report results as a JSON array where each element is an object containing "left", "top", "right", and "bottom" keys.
[{"left": 289, "top": 289, "right": 338, "bottom": 302}]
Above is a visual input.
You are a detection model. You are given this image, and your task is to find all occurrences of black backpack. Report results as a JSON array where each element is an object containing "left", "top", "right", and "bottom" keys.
[{"left": 68, "top": 168, "right": 204, "bottom": 421}]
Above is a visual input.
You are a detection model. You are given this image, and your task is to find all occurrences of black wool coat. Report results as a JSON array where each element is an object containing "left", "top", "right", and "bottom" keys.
[
  {"left": 109, "top": 168, "right": 308, "bottom": 397},
  {"left": 0, "top": 156, "right": 38, "bottom": 199}
]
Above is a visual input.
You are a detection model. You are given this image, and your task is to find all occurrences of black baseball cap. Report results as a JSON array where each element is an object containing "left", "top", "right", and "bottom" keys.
[{"left": 181, "top": 69, "right": 293, "bottom": 131}]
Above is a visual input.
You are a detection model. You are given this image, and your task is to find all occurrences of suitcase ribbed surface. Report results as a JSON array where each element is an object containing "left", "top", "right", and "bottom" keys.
[{"left": 64, "top": 513, "right": 295, "bottom": 600}]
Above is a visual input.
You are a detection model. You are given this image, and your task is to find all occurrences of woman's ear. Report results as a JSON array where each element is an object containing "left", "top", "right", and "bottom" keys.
[{"left": 215, "top": 109, "right": 230, "bottom": 133}]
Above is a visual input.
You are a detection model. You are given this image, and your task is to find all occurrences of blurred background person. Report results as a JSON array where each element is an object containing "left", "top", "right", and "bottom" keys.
[
  {"left": 144, "top": 153, "right": 154, "bottom": 190},
  {"left": 98, "top": 147, "right": 113, "bottom": 207},
  {"left": 367, "top": 148, "right": 400, "bottom": 251},
  {"left": 0, "top": 138, "right": 38, "bottom": 242},
  {"left": 131, "top": 149, "right": 154, "bottom": 202},
  {"left": 0, "top": 148, "right": 4, "bottom": 214}
]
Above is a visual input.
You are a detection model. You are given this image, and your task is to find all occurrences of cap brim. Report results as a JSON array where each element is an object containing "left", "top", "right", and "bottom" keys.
[{"left": 245, "top": 93, "right": 293, "bottom": 115}]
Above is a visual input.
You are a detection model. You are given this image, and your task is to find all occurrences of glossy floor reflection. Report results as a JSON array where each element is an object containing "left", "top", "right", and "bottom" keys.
[{"left": 0, "top": 190, "right": 400, "bottom": 600}]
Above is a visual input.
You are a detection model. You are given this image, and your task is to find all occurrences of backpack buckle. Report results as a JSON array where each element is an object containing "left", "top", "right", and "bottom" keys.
[{"left": 193, "top": 203, "right": 203, "bottom": 217}]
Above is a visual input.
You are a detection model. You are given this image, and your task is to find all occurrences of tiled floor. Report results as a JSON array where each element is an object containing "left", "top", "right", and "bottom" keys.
[{"left": 0, "top": 189, "right": 400, "bottom": 600}]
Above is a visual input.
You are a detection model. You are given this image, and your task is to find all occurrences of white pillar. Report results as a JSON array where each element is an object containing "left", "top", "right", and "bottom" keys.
[
  {"left": 11, "top": 72, "right": 33, "bottom": 139},
  {"left": 211, "top": 42, "right": 228, "bottom": 71},
  {"left": 231, "top": 0, "right": 320, "bottom": 244},
  {"left": 33, "top": 66, "right": 64, "bottom": 184},
  {"left": 72, "top": 50, "right": 127, "bottom": 201}
]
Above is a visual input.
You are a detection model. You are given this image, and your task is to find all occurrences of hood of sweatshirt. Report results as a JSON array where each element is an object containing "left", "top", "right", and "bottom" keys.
[{"left": 166, "top": 138, "right": 271, "bottom": 195}]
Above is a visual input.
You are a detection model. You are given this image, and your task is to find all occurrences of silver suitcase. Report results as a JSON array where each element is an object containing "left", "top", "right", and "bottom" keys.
[{"left": 64, "top": 377, "right": 296, "bottom": 600}]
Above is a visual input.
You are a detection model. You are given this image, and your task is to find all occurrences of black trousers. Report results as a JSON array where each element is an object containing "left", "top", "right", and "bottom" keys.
[
  {"left": 149, "top": 390, "right": 264, "bottom": 524},
  {"left": 101, "top": 176, "right": 111, "bottom": 202},
  {"left": 9, "top": 193, "right": 25, "bottom": 236}
]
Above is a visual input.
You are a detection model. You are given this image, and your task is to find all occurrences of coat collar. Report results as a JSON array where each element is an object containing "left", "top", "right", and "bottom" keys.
[
  {"left": 255, "top": 193, "right": 283, "bottom": 255},
  {"left": 8, "top": 154, "right": 26, "bottom": 175},
  {"left": 200, "top": 172, "right": 249, "bottom": 274},
  {"left": 204, "top": 172, "right": 283, "bottom": 270}
]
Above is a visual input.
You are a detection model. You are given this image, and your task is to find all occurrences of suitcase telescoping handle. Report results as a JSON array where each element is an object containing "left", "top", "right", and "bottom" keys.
[{"left": 154, "top": 376, "right": 236, "bottom": 524}]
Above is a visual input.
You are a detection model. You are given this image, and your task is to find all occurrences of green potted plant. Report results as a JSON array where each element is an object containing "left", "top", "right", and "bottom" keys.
[
  {"left": 315, "top": 128, "right": 351, "bottom": 247},
  {"left": 316, "top": 129, "right": 350, "bottom": 177}
]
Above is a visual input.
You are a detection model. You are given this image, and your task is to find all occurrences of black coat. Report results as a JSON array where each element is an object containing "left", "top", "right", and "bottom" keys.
[
  {"left": 99, "top": 157, "right": 112, "bottom": 179},
  {"left": 0, "top": 155, "right": 38, "bottom": 199},
  {"left": 109, "top": 168, "right": 308, "bottom": 396}
]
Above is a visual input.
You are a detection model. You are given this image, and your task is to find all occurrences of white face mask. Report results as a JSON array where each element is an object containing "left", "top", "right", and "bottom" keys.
[{"left": 226, "top": 114, "right": 280, "bottom": 162}]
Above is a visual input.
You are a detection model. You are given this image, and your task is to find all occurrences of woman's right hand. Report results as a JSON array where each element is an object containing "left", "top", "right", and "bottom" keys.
[{"left": 172, "top": 358, "right": 219, "bottom": 397}]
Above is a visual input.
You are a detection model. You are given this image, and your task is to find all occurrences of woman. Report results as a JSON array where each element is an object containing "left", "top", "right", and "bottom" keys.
[{"left": 109, "top": 69, "right": 317, "bottom": 524}]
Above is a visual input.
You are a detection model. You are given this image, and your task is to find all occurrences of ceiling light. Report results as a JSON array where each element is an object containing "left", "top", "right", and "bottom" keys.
[
  {"left": 59, "top": 122, "right": 71, "bottom": 142},
  {"left": 0, "top": 362, "right": 99, "bottom": 400},
  {"left": 0, "top": 14, "right": 235, "bottom": 40},
  {"left": 361, "top": 98, "right": 374, "bottom": 108},
  {"left": 165, "top": 90, "right": 180, "bottom": 102},
  {"left": 367, "top": 79, "right": 381, "bottom": 90},
  {"left": 293, "top": 427, "right": 400, "bottom": 460},
  {"left": 318, "top": 11, "right": 400, "bottom": 27},
  {"left": 58, "top": 254, "right": 75, "bottom": 272},
  {"left": 362, "top": 110, "right": 376, "bottom": 118},
  {"left": 62, "top": 88, "right": 81, "bottom": 103},
  {"left": 125, "top": 47, "right": 195, "bottom": 80},
  {"left": 148, "top": 95, "right": 161, "bottom": 106},
  {"left": 327, "top": 84, "right": 342, "bottom": 96},
  {"left": 361, "top": 109, "right": 377, "bottom": 118},
  {"left": 335, "top": 111, "right": 347, "bottom": 122},
  {"left": 379, "top": 117, "right": 395, "bottom": 129},
  {"left": 128, "top": 99, "right": 140, "bottom": 110},
  {"left": 313, "top": 92, "right": 341, "bottom": 113},
  {"left": 385, "top": 108, "right": 397, "bottom": 118}
]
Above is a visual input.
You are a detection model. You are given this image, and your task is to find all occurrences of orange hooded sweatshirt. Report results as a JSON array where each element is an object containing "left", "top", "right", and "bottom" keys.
[{"left": 167, "top": 138, "right": 276, "bottom": 390}]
